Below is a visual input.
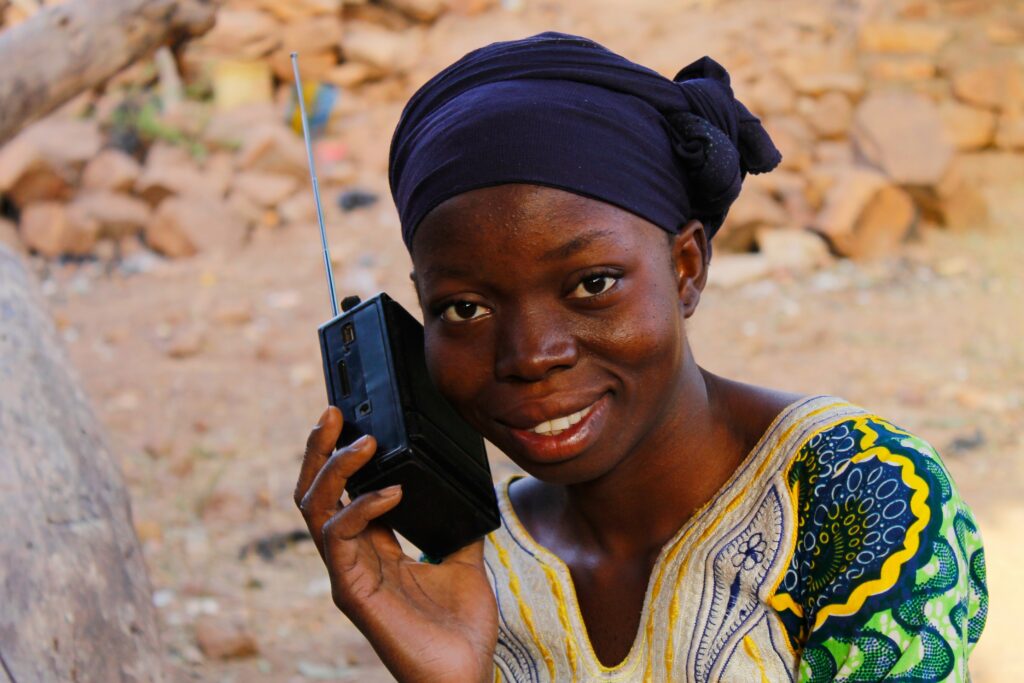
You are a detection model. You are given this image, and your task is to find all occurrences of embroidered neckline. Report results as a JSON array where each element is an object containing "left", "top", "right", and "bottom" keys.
[{"left": 493, "top": 394, "right": 847, "bottom": 673}]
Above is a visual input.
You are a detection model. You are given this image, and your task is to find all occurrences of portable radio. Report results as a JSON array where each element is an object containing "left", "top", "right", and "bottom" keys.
[{"left": 292, "top": 54, "right": 500, "bottom": 558}]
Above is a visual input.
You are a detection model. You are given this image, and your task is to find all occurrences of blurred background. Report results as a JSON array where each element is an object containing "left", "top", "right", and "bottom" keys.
[{"left": 0, "top": 0, "right": 1021, "bottom": 680}]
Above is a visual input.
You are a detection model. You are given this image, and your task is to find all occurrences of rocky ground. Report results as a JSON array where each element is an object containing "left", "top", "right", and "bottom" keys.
[{"left": 2, "top": 0, "right": 1022, "bottom": 680}]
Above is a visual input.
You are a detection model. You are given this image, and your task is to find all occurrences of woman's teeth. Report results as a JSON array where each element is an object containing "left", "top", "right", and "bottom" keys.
[{"left": 529, "top": 404, "right": 594, "bottom": 436}]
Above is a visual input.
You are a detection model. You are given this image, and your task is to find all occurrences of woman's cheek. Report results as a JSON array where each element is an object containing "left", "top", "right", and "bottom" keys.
[
  {"left": 423, "top": 327, "right": 494, "bottom": 428},
  {"left": 588, "top": 284, "right": 683, "bottom": 373}
]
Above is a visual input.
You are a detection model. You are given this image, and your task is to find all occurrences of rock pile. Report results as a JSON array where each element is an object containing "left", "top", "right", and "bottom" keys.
[
  {"left": 0, "top": 0, "right": 498, "bottom": 262},
  {"left": 715, "top": 0, "right": 1024, "bottom": 268},
  {"left": 0, "top": 0, "right": 1020, "bottom": 269}
]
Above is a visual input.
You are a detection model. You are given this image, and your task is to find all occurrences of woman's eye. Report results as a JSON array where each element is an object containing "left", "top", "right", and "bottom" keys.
[
  {"left": 440, "top": 301, "right": 490, "bottom": 322},
  {"left": 569, "top": 274, "right": 617, "bottom": 299}
]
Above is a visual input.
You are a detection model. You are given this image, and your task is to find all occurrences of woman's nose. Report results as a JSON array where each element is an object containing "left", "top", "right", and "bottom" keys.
[{"left": 494, "top": 305, "right": 579, "bottom": 382}]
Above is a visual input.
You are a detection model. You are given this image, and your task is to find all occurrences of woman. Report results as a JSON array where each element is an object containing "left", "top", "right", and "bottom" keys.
[{"left": 294, "top": 33, "right": 987, "bottom": 682}]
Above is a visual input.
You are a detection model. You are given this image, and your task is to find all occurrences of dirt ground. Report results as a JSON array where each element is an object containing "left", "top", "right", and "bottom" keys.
[{"left": 24, "top": 1, "right": 1024, "bottom": 681}]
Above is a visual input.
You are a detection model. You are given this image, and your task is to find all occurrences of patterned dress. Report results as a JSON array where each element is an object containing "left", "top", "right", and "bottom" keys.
[{"left": 483, "top": 396, "right": 988, "bottom": 682}]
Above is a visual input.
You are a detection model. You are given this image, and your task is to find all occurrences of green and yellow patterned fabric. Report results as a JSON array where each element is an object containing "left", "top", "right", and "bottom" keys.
[{"left": 771, "top": 416, "right": 987, "bottom": 682}]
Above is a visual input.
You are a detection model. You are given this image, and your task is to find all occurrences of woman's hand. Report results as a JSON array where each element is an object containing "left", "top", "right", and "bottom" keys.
[{"left": 295, "top": 406, "right": 498, "bottom": 683}]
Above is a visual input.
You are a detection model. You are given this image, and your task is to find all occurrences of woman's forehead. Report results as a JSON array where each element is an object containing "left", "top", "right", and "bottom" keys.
[{"left": 410, "top": 185, "right": 667, "bottom": 278}]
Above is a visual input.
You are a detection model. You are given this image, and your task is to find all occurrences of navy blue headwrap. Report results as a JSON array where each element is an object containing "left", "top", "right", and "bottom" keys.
[{"left": 389, "top": 32, "right": 781, "bottom": 250}]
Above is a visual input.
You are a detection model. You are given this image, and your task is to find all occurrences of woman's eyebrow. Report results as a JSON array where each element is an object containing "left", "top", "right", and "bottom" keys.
[{"left": 539, "top": 229, "right": 615, "bottom": 262}]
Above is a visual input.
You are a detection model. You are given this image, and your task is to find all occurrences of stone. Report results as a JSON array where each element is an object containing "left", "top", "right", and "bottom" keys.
[
  {"left": 342, "top": 21, "right": 423, "bottom": 74},
  {"left": 946, "top": 151, "right": 1024, "bottom": 189},
  {"left": 814, "top": 168, "right": 916, "bottom": 259},
  {"left": 235, "top": 124, "right": 309, "bottom": 177},
  {"left": 81, "top": 149, "right": 142, "bottom": 193},
  {"left": 866, "top": 57, "right": 937, "bottom": 82},
  {"left": 324, "top": 61, "right": 383, "bottom": 88},
  {"left": 255, "top": 0, "right": 342, "bottom": 21},
  {"left": 320, "top": 160, "right": 358, "bottom": 186},
  {"left": 146, "top": 143, "right": 191, "bottom": 168},
  {"left": 213, "top": 302, "right": 254, "bottom": 326},
  {"left": 226, "top": 191, "right": 264, "bottom": 228},
  {"left": 782, "top": 70, "right": 864, "bottom": 98},
  {"left": 0, "top": 137, "right": 72, "bottom": 207},
  {"left": 164, "top": 324, "right": 206, "bottom": 359},
  {"left": 194, "top": 615, "right": 258, "bottom": 660},
  {"left": 231, "top": 171, "right": 299, "bottom": 208},
  {"left": 742, "top": 71, "right": 796, "bottom": 116},
  {"left": 135, "top": 149, "right": 217, "bottom": 204},
  {"left": 716, "top": 185, "right": 788, "bottom": 252},
  {"left": 706, "top": 253, "right": 772, "bottom": 289},
  {"left": 814, "top": 141, "right": 854, "bottom": 166},
  {"left": 203, "top": 152, "right": 236, "bottom": 198},
  {"left": 985, "top": 22, "right": 1023, "bottom": 46},
  {"left": 939, "top": 102, "right": 997, "bottom": 150},
  {"left": 444, "top": 0, "right": 498, "bottom": 14},
  {"left": 21, "top": 118, "right": 103, "bottom": 168},
  {"left": 755, "top": 228, "right": 833, "bottom": 272},
  {"left": 195, "top": 9, "right": 281, "bottom": 59},
  {"left": 0, "top": 241, "right": 166, "bottom": 681},
  {"left": 763, "top": 115, "right": 814, "bottom": 172},
  {"left": 278, "top": 192, "right": 317, "bottom": 224},
  {"left": 852, "top": 92, "right": 952, "bottom": 185},
  {"left": 952, "top": 61, "right": 1024, "bottom": 111},
  {"left": 812, "top": 165, "right": 885, "bottom": 234},
  {"left": 995, "top": 111, "right": 1024, "bottom": 150},
  {"left": 6, "top": 167, "right": 72, "bottom": 208},
  {"left": 799, "top": 92, "right": 852, "bottom": 139},
  {"left": 381, "top": 0, "right": 445, "bottom": 22},
  {"left": 934, "top": 167, "right": 989, "bottom": 230},
  {"left": 145, "top": 197, "right": 247, "bottom": 258},
  {"left": 268, "top": 49, "right": 337, "bottom": 82},
  {"left": 281, "top": 15, "right": 343, "bottom": 55},
  {"left": 67, "top": 192, "right": 152, "bottom": 240},
  {"left": 19, "top": 202, "right": 99, "bottom": 257},
  {"left": 343, "top": 2, "right": 414, "bottom": 31},
  {"left": 202, "top": 104, "right": 280, "bottom": 150},
  {"left": 858, "top": 22, "right": 952, "bottom": 54}
]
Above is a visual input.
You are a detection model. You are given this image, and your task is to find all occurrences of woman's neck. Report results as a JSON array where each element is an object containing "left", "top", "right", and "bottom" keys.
[{"left": 561, "top": 364, "right": 739, "bottom": 556}]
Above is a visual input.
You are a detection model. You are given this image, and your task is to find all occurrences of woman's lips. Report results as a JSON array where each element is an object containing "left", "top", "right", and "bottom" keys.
[{"left": 503, "top": 393, "right": 611, "bottom": 464}]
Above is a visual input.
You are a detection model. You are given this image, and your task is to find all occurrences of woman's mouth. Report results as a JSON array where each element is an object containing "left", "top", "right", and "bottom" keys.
[
  {"left": 503, "top": 393, "right": 610, "bottom": 464},
  {"left": 526, "top": 403, "right": 596, "bottom": 436}
]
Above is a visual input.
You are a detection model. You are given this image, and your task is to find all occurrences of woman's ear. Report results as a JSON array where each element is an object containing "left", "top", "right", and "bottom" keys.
[
  {"left": 409, "top": 270, "right": 423, "bottom": 309},
  {"left": 671, "top": 219, "right": 709, "bottom": 318}
]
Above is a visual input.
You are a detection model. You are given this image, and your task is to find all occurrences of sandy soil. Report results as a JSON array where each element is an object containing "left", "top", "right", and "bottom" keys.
[{"left": 25, "top": 0, "right": 1024, "bottom": 680}]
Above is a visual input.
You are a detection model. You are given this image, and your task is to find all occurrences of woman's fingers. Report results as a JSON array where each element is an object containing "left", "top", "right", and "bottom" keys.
[
  {"left": 298, "top": 434, "right": 377, "bottom": 548},
  {"left": 294, "top": 406, "right": 342, "bottom": 508},
  {"left": 324, "top": 485, "right": 404, "bottom": 543},
  {"left": 322, "top": 487, "right": 405, "bottom": 606}
]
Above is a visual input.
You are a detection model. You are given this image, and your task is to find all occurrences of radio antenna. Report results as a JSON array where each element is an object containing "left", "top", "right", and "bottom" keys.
[{"left": 291, "top": 52, "right": 339, "bottom": 318}]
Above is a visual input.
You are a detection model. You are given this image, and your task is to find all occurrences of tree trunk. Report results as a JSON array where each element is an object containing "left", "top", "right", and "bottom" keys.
[
  {"left": 0, "top": 245, "right": 164, "bottom": 682},
  {"left": 0, "top": 0, "right": 217, "bottom": 144}
]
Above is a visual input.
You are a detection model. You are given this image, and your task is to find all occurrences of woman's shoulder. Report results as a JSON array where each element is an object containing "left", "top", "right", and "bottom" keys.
[{"left": 771, "top": 409, "right": 988, "bottom": 680}]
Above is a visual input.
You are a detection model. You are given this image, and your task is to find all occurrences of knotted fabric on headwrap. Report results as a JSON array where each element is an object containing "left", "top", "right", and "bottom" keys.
[{"left": 389, "top": 32, "right": 781, "bottom": 249}]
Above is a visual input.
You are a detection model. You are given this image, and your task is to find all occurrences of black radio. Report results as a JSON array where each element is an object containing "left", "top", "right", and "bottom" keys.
[{"left": 291, "top": 53, "right": 500, "bottom": 559}]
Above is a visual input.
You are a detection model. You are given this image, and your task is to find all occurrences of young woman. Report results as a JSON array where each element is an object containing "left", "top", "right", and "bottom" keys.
[{"left": 294, "top": 33, "right": 987, "bottom": 682}]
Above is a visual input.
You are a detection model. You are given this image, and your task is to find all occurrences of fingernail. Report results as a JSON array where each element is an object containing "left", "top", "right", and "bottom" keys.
[
  {"left": 379, "top": 485, "right": 402, "bottom": 497},
  {"left": 353, "top": 435, "right": 371, "bottom": 448}
]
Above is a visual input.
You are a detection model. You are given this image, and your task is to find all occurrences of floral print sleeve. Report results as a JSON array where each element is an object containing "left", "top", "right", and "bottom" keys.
[{"left": 770, "top": 416, "right": 988, "bottom": 682}]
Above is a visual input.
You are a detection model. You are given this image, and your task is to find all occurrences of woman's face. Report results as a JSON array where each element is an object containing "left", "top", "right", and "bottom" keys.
[{"left": 411, "top": 184, "right": 702, "bottom": 485}]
